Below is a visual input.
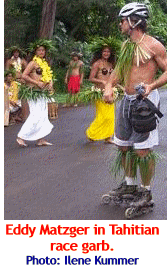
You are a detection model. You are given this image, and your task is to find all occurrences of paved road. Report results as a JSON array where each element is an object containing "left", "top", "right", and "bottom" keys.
[{"left": 4, "top": 88, "right": 167, "bottom": 220}]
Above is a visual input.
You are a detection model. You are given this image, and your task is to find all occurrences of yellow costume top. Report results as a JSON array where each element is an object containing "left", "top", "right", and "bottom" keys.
[{"left": 7, "top": 81, "right": 19, "bottom": 102}]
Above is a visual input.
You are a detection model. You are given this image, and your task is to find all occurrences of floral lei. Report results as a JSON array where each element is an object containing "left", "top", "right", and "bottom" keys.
[
  {"left": 33, "top": 56, "right": 53, "bottom": 83},
  {"left": 11, "top": 56, "right": 22, "bottom": 72}
]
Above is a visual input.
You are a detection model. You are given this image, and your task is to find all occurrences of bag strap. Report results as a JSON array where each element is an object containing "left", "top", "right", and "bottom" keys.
[{"left": 144, "top": 98, "right": 163, "bottom": 118}]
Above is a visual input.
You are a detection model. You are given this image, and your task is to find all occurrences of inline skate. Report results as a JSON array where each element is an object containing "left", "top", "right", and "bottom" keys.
[
  {"left": 125, "top": 187, "right": 155, "bottom": 219},
  {"left": 101, "top": 181, "right": 139, "bottom": 206}
]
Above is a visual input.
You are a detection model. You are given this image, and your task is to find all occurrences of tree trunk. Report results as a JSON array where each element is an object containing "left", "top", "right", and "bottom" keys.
[{"left": 39, "top": 0, "right": 57, "bottom": 39}]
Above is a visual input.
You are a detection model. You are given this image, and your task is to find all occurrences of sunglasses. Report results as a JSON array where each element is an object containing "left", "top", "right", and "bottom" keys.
[{"left": 120, "top": 18, "right": 127, "bottom": 24}]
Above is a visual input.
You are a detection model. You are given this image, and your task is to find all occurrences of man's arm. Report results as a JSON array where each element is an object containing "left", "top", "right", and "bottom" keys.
[
  {"left": 103, "top": 70, "right": 120, "bottom": 103},
  {"left": 65, "top": 69, "right": 69, "bottom": 84},
  {"left": 65, "top": 61, "right": 72, "bottom": 84},
  {"left": 79, "top": 62, "right": 84, "bottom": 85},
  {"left": 144, "top": 40, "right": 167, "bottom": 96}
]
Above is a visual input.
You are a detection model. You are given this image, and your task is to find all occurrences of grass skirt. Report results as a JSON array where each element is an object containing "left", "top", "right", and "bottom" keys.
[
  {"left": 17, "top": 97, "right": 53, "bottom": 141},
  {"left": 86, "top": 100, "right": 115, "bottom": 140}
]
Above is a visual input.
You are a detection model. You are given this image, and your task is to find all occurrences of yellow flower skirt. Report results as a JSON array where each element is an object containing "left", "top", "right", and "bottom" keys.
[{"left": 86, "top": 100, "right": 115, "bottom": 140}]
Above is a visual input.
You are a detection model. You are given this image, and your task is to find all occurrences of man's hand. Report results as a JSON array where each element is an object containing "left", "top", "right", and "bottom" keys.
[
  {"left": 103, "top": 84, "right": 114, "bottom": 103},
  {"left": 142, "top": 83, "right": 153, "bottom": 98}
]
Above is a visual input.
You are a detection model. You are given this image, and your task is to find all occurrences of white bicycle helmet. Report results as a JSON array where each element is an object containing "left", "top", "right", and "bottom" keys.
[{"left": 119, "top": 2, "right": 149, "bottom": 19}]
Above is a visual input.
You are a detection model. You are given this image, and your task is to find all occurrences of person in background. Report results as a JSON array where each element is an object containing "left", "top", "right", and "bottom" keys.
[
  {"left": 86, "top": 46, "right": 115, "bottom": 144},
  {"left": 5, "top": 46, "right": 29, "bottom": 121},
  {"left": 16, "top": 42, "right": 54, "bottom": 147},
  {"left": 6, "top": 46, "right": 27, "bottom": 80},
  {"left": 65, "top": 52, "right": 84, "bottom": 106},
  {"left": 4, "top": 70, "right": 22, "bottom": 126}
]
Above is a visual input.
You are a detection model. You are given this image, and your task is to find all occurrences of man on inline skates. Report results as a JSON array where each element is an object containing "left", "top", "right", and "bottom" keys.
[{"left": 103, "top": 2, "right": 167, "bottom": 215}]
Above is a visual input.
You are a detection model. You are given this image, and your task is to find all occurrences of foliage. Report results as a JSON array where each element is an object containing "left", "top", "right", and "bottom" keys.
[
  {"left": 111, "top": 148, "right": 160, "bottom": 179},
  {"left": 28, "top": 39, "right": 57, "bottom": 61},
  {"left": 52, "top": 22, "right": 92, "bottom": 69},
  {"left": 5, "top": 45, "right": 26, "bottom": 58},
  {"left": 53, "top": 67, "right": 67, "bottom": 93},
  {"left": 5, "top": 0, "right": 167, "bottom": 90},
  {"left": 114, "top": 39, "right": 153, "bottom": 84},
  {"left": 147, "top": 0, "right": 167, "bottom": 45},
  {"left": 19, "top": 84, "right": 56, "bottom": 102},
  {"left": 4, "top": 0, "right": 42, "bottom": 48},
  {"left": 78, "top": 86, "right": 122, "bottom": 105},
  {"left": 78, "top": 87, "right": 104, "bottom": 104},
  {"left": 56, "top": 93, "right": 68, "bottom": 104},
  {"left": 5, "top": 0, "right": 167, "bottom": 50},
  {"left": 52, "top": 21, "right": 93, "bottom": 80},
  {"left": 4, "top": 68, "right": 16, "bottom": 78},
  {"left": 88, "top": 36, "right": 122, "bottom": 56}
]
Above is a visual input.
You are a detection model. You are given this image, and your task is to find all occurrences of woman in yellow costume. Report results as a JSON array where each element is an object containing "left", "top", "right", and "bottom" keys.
[
  {"left": 86, "top": 45, "right": 116, "bottom": 143},
  {"left": 5, "top": 46, "right": 29, "bottom": 121},
  {"left": 4, "top": 70, "right": 22, "bottom": 126}
]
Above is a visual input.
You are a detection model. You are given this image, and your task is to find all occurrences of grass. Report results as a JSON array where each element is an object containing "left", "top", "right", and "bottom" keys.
[
  {"left": 55, "top": 80, "right": 93, "bottom": 105},
  {"left": 56, "top": 93, "right": 68, "bottom": 104}
]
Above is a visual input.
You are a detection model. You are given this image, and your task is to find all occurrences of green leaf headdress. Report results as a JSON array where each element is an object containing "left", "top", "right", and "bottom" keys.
[
  {"left": 88, "top": 36, "right": 122, "bottom": 56},
  {"left": 5, "top": 45, "right": 26, "bottom": 58},
  {"left": 28, "top": 39, "right": 57, "bottom": 55}
]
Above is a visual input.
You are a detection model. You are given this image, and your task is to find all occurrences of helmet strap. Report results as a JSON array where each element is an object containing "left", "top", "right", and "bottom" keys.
[{"left": 128, "top": 16, "right": 142, "bottom": 29}]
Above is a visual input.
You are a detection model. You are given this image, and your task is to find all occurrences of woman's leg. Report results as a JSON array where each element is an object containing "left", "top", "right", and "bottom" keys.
[
  {"left": 36, "top": 138, "right": 53, "bottom": 146},
  {"left": 16, "top": 137, "right": 28, "bottom": 147}
]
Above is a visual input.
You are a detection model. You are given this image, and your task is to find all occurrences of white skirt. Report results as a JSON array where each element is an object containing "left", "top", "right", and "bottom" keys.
[{"left": 17, "top": 98, "right": 53, "bottom": 141}]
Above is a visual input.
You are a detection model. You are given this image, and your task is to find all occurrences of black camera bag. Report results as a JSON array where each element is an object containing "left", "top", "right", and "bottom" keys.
[{"left": 131, "top": 97, "right": 163, "bottom": 133}]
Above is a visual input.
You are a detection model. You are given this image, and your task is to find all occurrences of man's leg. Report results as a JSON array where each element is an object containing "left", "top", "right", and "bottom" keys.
[
  {"left": 135, "top": 149, "right": 155, "bottom": 187},
  {"left": 111, "top": 146, "right": 138, "bottom": 195},
  {"left": 119, "top": 146, "right": 137, "bottom": 180},
  {"left": 126, "top": 148, "right": 155, "bottom": 206}
]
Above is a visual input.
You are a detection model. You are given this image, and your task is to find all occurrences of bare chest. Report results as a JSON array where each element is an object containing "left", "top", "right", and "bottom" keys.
[
  {"left": 97, "top": 61, "right": 113, "bottom": 79},
  {"left": 132, "top": 41, "right": 156, "bottom": 67}
]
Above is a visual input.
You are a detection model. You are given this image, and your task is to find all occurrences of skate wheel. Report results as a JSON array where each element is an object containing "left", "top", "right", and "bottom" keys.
[
  {"left": 102, "top": 194, "right": 111, "bottom": 204},
  {"left": 141, "top": 207, "right": 148, "bottom": 214},
  {"left": 125, "top": 208, "right": 135, "bottom": 219},
  {"left": 113, "top": 197, "right": 123, "bottom": 205}
]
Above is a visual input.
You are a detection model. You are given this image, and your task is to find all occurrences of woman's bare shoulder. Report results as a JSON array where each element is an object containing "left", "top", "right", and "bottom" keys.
[
  {"left": 23, "top": 60, "right": 36, "bottom": 74},
  {"left": 92, "top": 59, "right": 102, "bottom": 67}
]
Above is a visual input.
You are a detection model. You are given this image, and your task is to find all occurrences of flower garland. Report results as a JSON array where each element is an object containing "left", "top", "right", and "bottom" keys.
[
  {"left": 33, "top": 56, "right": 53, "bottom": 83},
  {"left": 11, "top": 56, "right": 22, "bottom": 72},
  {"left": 78, "top": 86, "right": 122, "bottom": 104}
]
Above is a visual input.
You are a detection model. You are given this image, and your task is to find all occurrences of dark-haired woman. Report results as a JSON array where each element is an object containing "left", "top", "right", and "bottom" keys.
[
  {"left": 4, "top": 70, "right": 22, "bottom": 126},
  {"left": 16, "top": 45, "right": 54, "bottom": 147},
  {"left": 86, "top": 46, "right": 115, "bottom": 143}
]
